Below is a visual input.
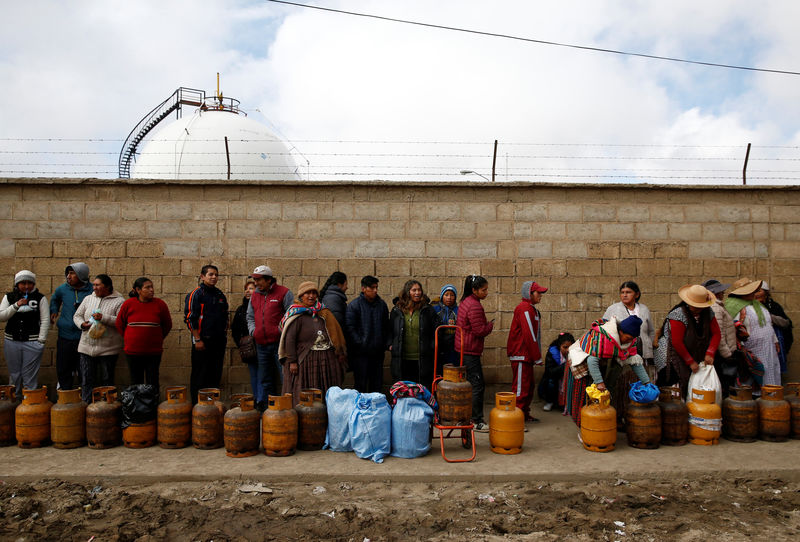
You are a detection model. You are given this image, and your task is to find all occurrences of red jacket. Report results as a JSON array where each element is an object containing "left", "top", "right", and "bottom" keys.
[
  {"left": 506, "top": 300, "right": 542, "bottom": 364},
  {"left": 455, "top": 294, "right": 493, "bottom": 355},
  {"left": 250, "top": 283, "right": 291, "bottom": 345}
]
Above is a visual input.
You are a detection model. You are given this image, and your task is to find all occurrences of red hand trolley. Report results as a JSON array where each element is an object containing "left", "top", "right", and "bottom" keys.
[{"left": 431, "top": 324, "right": 476, "bottom": 462}]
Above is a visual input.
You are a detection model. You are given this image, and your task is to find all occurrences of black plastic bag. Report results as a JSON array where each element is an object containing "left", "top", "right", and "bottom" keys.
[{"left": 119, "top": 384, "right": 159, "bottom": 428}]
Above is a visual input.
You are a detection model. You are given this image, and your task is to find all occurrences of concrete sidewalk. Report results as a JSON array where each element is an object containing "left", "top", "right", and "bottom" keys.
[{"left": 3, "top": 409, "right": 799, "bottom": 483}]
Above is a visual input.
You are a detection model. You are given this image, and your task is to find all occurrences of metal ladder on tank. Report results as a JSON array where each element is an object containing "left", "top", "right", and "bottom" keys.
[{"left": 117, "top": 87, "right": 206, "bottom": 178}]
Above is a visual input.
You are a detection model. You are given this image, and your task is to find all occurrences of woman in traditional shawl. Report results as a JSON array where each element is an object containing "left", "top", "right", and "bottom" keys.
[
  {"left": 278, "top": 281, "right": 347, "bottom": 406},
  {"left": 726, "top": 278, "right": 781, "bottom": 387},
  {"left": 655, "top": 284, "right": 721, "bottom": 399},
  {"left": 564, "top": 315, "right": 650, "bottom": 426},
  {"left": 755, "top": 282, "right": 793, "bottom": 375}
]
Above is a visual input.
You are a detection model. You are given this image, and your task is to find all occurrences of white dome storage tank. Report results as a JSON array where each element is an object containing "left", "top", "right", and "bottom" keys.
[{"left": 131, "top": 108, "right": 301, "bottom": 181}]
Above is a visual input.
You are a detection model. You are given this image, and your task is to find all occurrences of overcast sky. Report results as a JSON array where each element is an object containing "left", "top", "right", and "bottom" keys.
[{"left": 2, "top": 1, "right": 799, "bottom": 183}]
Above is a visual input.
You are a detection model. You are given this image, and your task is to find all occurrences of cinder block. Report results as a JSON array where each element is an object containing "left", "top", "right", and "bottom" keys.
[
  {"left": 162, "top": 241, "right": 197, "bottom": 258},
  {"left": 377, "top": 258, "right": 411, "bottom": 277},
  {"left": 246, "top": 239, "right": 282, "bottom": 258},
  {"left": 689, "top": 242, "right": 721, "bottom": 259},
  {"left": 156, "top": 203, "right": 192, "bottom": 220},
  {"left": 12, "top": 202, "right": 49, "bottom": 221},
  {"left": 476, "top": 222, "right": 512, "bottom": 240},
  {"left": 15, "top": 240, "right": 53, "bottom": 257},
  {"left": 620, "top": 242, "right": 654, "bottom": 259},
  {"left": 702, "top": 223, "right": 736, "bottom": 241},
  {"left": 86, "top": 203, "right": 120, "bottom": 221},
  {"left": 566, "top": 223, "right": 598, "bottom": 240},
  {"left": 89, "top": 241, "right": 126, "bottom": 258},
  {"left": 771, "top": 241, "right": 800, "bottom": 259},
  {"left": 355, "top": 240, "right": 389, "bottom": 258},
  {"left": 648, "top": 206, "right": 684, "bottom": 223},
  {"left": 121, "top": 203, "right": 156, "bottom": 220},
  {"left": 105, "top": 257, "right": 144, "bottom": 276},
  {"left": 425, "top": 202, "right": 460, "bottom": 221},
  {"left": 144, "top": 258, "right": 181, "bottom": 276},
  {"left": 281, "top": 240, "right": 318, "bottom": 258},
  {"left": 389, "top": 240, "right": 426, "bottom": 257},
  {"left": 553, "top": 242, "right": 588, "bottom": 259},
  {"left": 583, "top": 205, "right": 617, "bottom": 222},
  {"left": 246, "top": 202, "right": 282, "bottom": 220},
  {"left": 702, "top": 258, "right": 738, "bottom": 277},
  {"left": 770, "top": 206, "right": 800, "bottom": 223},
  {"left": 551, "top": 204, "right": 583, "bottom": 222},
  {"left": 0, "top": 239, "right": 14, "bottom": 257},
  {"left": 297, "top": 221, "right": 334, "bottom": 239},
  {"left": 465, "top": 203, "right": 497, "bottom": 222},
  {"left": 513, "top": 223, "right": 532, "bottom": 239},
  {"left": 446, "top": 260, "right": 481, "bottom": 277},
  {"left": 532, "top": 259, "right": 566, "bottom": 277},
  {"left": 750, "top": 206, "right": 769, "bottom": 223},
  {"left": 568, "top": 259, "right": 602, "bottom": 277},
  {"left": 408, "top": 221, "right": 441, "bottom": 239},
  {"left": 462, "top": 242, "right": 497, "bottom": 258},
  {"left": 532, "top": 223, "right": 566, "bottom": 239},
  {"left": 318, "top": 240, "right": 354, "bottom": 258},
  {"left": 518, "top": 241, "right": 552, "bottom": 258},
  {"left": 198, "top": 240, "right": 224, "bottom": 258},
  {"left": 635, "top": 223, "right": 668, "bottom": 240},
  {"left": 721, "top": 242, "right": 755, "bottom": 258},
  {"left": 411, "top": 258, "right": 445, "bottom": 276},
  {"left": 481, "top": 259, "right": 515, "bottom": 277},
  {"left": 718, "top": 207, "right": 750, "bottom": 222},
  {"left": 514, "top": 204, "right": 548, "bottom": 221},
  {"left": 71, "top": 222, "right": 109, "bottom": 239},
  {"left": 50, "top": 205, "right": 84, "bottom": 220},
  {"left": 587, "top": 242, "right": 620, "bottom": 259},
  {"left": 654, "top": 242, "right": 688, "bottom": 258},
  {"left": 353, "top": 203, "right": 388, "bottom": 220},
  {"left": 441, "top": 222, "right": 475, "bottom": 239},
  {"left": 669, "top": 223, "right": 701, "bottom": 240},
  {"left": 145, "top": 221, "right": 182, "bottom": 239},
  {"left": 370, "top": 221, "right": 406, "bottom": 239},
  {"left": 425, "top": 240, "right": 460, "bottom": 258},
  {"left": 193, "top": 202, "right": 229, "bottom": 220},
  {"left": 109, "top": 221, "right": 146, "bottom": 239}
]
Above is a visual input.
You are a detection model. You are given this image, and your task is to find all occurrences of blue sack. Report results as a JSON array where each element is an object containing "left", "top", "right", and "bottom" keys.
[
  {"left": 629, "top": 381, "right": 660, "bottom": 403},
  {"left": 349, "top": 392, "right": 392, "bottom": 463},
  {"left": 390, "top": 397, "right": 433, "bottom": 459},
  {"left": 324, "top": 386, "right": 359, "bottom": 452}
]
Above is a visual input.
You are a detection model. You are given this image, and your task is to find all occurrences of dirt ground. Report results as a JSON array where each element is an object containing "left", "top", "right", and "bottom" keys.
[{"left": 1, "top": 475, "right": 799, "bottom": 541}]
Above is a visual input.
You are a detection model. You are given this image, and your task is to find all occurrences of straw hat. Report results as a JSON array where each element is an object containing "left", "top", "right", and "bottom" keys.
[
  {"left": 296, "top": 281, "right": 318, "bottom": 298},
  {"left": 729, "top": 277, "right": 762, "bottom": 296},
  {"left": 678, "top": 284, "right": 716, "bottom": 308}
]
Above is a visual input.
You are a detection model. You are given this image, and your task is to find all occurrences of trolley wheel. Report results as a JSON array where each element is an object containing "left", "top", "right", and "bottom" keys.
[{"left": 461, "top": 429, "right": 472, "bottom": 449}]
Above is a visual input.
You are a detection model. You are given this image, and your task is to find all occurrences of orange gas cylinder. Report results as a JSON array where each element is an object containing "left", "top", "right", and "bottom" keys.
[
  {"left": 625, "top": 400, "right": 661, "bottom": 449},
  {"left": 783, "top": 382, "right": 800, "bottom": 440},
  {"left": 16, "top": 387, "right": 52, "bottom": 448},
  {"left": 580, "top": 389, "right": 616, "bottom": 453},
  {"left": 489, "top": 392, "right": 524, "bottom": 454},
  {"left": 192, "top": 389, "right": 223, "bottom": 449},
  {"left": 50, "top": 388, "right": 86, "bottom": 449},
  {"left": 295, "top": 388, "right": 327, "bottom": 451},
  {"left": 224, "top": 394, "right": 261, "bottom": 458},
  {"left": 158, "top": 386, "right": 192, "bottom": 449},
  {"left": 436, "top": 364, "right": 472, "bottom": 425},
  {"left": 688, "top": 388, "right": 721, "bottom": 445},
  {"left": 722, "top": 386, "right": 758, "bottom": 442},
  {"left": 0, "top": 385, "right": 17, "bottom": 447},
  {"left": 227, "top": 393, "right": 250, "bottom": 411},
  {"left": 123, "top": 420, "right": 157, "bottom": 448},
  {"left": 757, "top": 385, "right": 790, "bottom": 442},
  {"left": 86, "top": 386, "right": 122, "bottom": 449},
  {"left": 262, "top": 394, "right": 298, "bottom": 456},
  {"left": 657, "top": 386, "right": 688, "bottom": 446}
]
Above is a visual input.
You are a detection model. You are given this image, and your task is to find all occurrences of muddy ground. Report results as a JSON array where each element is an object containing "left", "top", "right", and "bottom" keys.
[{"left": 1, "top": 476, "right": 798, "bottom": 541}]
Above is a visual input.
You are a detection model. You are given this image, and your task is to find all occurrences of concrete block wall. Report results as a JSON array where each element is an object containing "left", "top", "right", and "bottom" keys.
[{"left": 1, "top": 178, "right": 798, "bottom": 399}]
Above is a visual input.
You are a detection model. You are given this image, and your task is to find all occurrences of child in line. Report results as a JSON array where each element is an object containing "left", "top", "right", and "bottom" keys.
[
  {"left": 538, "top": 332, "right": 575, "bottom": 412},
  {"left": 507, "top": 281, "right": 547, "bottom": 422},
  {"left": 433, "top": 284, "right": 459, "bottom": 368},
  {"left": 455, "top": 275, "right": 493, "bottom": 432}
]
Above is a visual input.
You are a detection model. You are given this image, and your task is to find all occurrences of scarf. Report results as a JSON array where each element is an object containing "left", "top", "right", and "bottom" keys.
[
  {"left": 578, "top": 319, "right": 637, "bottom": 362},
  {"left": 724, "top": 297, "right": 766, "bottom": 327},
  {"left": 389, "top": 381, "right": 438, "bottom": 410},
  {"left": 279, "top": 301, "right": 324, "bottom": 331}
]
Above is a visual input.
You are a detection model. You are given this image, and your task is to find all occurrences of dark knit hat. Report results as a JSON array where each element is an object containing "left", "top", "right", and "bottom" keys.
[{"left": 618, "top": 315, "right": 642, "bottom": 337}]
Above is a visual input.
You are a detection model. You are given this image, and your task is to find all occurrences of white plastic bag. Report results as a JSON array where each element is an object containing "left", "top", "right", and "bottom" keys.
[{"left": 686, "top": 362, "right": 722, "bottom": 406}]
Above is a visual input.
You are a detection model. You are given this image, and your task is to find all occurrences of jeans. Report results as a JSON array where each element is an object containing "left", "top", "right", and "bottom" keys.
[
  {"left": 4, "top": 340, "right": 45, "bottom": 399},
  {"left": 190, "top": 335, "right": 227, "bottom": 404},
  {"left": 253, "top": 343, "right": 282, "bottom": 408},
  {"left": 56, "top": 337, "right": 81, "bottom": 391},
  {"left": 79, "top": 353, "right": 118, "bottom": 403},
  {"left": 351, "top": 350, "right": 385, "bottom": 393},
  {"left": 462, "top": 354, "right": 485, "bottom": 424}
]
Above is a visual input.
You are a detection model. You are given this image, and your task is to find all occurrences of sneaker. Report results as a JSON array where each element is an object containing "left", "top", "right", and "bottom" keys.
[
  {"left": 474, "top": 422, "right": 489, "bottom": 433},
  {"left": 542, "top": 402, "right": 553, "bottom": 412}
]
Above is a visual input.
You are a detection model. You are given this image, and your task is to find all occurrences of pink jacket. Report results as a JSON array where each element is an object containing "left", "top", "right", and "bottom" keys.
[{"left": 455, "top": 294, "right": 493, "bottom": 355}]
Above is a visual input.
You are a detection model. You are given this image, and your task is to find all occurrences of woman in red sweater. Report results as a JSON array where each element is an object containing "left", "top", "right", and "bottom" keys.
[
  {"left": 116, "top": 277, "right": 173, "bottom": 395},
  {"left": 455, "top": 274, "right": 494, "bottom": 432}
]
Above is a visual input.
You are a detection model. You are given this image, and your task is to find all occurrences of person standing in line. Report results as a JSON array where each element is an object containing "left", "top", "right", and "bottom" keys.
[
  {"left": 231, "top": 277, "right": 258, "bottom": 373},
  {"left": 0, "top": 270, "right": 49, "bottom": 398},
  {"left": 184, "top": 265, "right": 228, "bottom": 404},
  {"left": 247, "top": 265, "right": 293, "bottom": 411},
  {"left": 389, "top": 280, "right": 437, "bottom": 392},
  {"left": 507, "top": 280, "right": 548, "bottom": 422},
  {"left": 74, "top": 274, "right": 124, "bottom": 403},
  {"left": 116, "top": 277, "right": 172, "bottom": 395},
  {"left": 455, "top": 274, "right": 494, "bottom": 433},
  {"left": 702, "top": 279, "right": 738, "bottom": 397},
  {"left": 346, "top": 275, "right": 390, "bottom": 393},
  {"left": 49, "top": 262, "right": 92, "bottom": 391},
  {"left": 433, "top": 284, "right": 459, "bottom": 368},
  {"left": 602, "top": 281, "right": 656, "bottom": 380},
  {"left": 755, "top": 282, "right": 793, "bottom": 376},
  {"left": 319, "top": 271, "right": 348, "bottom": 331}
]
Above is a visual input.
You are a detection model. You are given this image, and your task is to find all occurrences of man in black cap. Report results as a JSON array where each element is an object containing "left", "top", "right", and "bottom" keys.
[{"left": 49, "top": 262, "right": 93, "bottom": 390}]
